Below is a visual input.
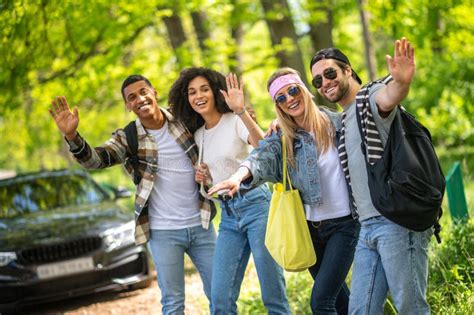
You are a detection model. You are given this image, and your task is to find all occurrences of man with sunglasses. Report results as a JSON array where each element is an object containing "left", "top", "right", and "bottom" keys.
[
  {"left": 310, "top": 38, "right": 432, "bottom": 315},
  {"left": 49, "top": 75, "right": 217, "bottom": 315}
]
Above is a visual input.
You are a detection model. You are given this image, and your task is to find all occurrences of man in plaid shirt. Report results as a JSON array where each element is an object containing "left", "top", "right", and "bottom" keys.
[{"left": 49, "top": 75, "right": 216, "bottom": 315}]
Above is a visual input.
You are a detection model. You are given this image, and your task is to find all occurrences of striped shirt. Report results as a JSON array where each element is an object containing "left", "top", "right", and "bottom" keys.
[{"left": 66, "top": 108, "right": 216, "bottom": 245}]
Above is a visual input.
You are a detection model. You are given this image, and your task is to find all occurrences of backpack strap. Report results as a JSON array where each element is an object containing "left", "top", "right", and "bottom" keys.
[
  {"left": 124, "top": 121, "right": 141, "bottom": 185},
  {"left": 355, "top": 75, "right": 392, "bottom": 165}
]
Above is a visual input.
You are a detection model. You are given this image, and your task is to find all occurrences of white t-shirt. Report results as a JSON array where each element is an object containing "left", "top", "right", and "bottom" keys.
[
  {"left": 147, "top": 121, "right": 201, "bottom": 230},
  {"left": 194, "top": 113, "right": 250, "bottom": 184},
  {"left": 304, "top": 138, "right": 351, "bottom": 221}
]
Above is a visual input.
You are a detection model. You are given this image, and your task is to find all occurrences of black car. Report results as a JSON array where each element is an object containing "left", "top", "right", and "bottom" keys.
[{"left": 0, "top": 169, "right": 153, "bottom": 311}]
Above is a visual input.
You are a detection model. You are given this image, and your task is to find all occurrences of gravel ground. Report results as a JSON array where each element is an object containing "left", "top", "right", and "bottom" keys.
[
  {"left": 12, "top": 257, "right": 262, "bottom": 314},
  {"left": 18, "top": 270, "right": 209, "bottom": 314}
]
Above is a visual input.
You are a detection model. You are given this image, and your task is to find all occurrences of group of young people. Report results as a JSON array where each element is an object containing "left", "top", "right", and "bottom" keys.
[{"left": 50, "top": 37, "right": 433, "bottom": 315}]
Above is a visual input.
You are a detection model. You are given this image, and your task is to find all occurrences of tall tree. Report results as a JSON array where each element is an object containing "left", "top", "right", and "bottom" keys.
[
  {"left": 161, "top": 3, "right": 190, "bottom": 67},
  {"left": 427, "top": 3, "right": 443, "bottom": 54},
  {"left": 357, "top": 0, "right": 377, "bottom": 80},
  {"left": 228, "top": 0, "right": 249, "bottom": 109},
  {"left": 260, "top": 0, "right": 309, "bottom": 87},
  {"left": 190, "top": 10, "right": 212, "bottom": 64},
  {"left": 307, "top": 0, "right": 334, "bottom": 52},
  {"left": 306, "top": 0, "right": 336, "bottom": 108},
  {"left": 229, "top": 0, "right": 245, "bottom": 75}
]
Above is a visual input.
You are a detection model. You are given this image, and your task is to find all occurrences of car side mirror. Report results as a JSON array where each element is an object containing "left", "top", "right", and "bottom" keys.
[{"left": 114, "top": 186, "right": 132, "bottom": 199}]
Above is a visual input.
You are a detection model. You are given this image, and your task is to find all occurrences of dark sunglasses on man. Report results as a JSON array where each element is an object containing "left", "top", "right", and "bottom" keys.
[
  {"left": 311, "top": 67, "right": 340, "bottom": 89},
  {"left": 275, "top": 85, "right": 301, "bottom": 106}
]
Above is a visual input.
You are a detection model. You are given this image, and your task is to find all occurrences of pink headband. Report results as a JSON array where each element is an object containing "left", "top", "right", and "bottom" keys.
[{"left": 268, "top": 74, "right": 305, "bottom": 101}]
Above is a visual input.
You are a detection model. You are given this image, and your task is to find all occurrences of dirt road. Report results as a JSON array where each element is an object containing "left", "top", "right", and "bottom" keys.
[{"left": 18, "top": 272, "right": 209, "bottom": 315}]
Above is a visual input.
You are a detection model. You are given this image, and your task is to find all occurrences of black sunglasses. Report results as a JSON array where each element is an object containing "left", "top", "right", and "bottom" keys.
[
  {"left": 311, "top": 67, "right": 339, "bottom": 89},
  {"left": 275, "top": 86, "right": 301, "bottom": 105}
]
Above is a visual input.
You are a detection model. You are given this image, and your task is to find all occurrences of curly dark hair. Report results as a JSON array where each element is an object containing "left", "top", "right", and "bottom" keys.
[{"left": 168, "top": 67, "right": 232, "bottom": 133}]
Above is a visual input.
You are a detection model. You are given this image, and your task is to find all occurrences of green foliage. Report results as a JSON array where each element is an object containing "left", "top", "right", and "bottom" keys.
[
  {"left": 367, "top": 0, "right": 474, "bottom": 148},
  {"left": 238, "top": 269, "right": 313, "bottom": 314},
  {"left": 428, "top": 219, "right": 474, "bottom": 314},
  {"left": 1, "top": 0, "right": 472, "bottom": 172},
  {"left": 284, "top": 271, "right": 312, "bottom": 313}
]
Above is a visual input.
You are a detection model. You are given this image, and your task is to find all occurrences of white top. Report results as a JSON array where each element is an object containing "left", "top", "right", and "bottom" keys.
[
  {"left": 304, "top": 136, "right": 351, "bottom": 221},
  {"left": 194, "top": 113, "right": 250, "bottom": 184},
  {"left": 147, "top": 121, "right": 201, "bottom": 230}
]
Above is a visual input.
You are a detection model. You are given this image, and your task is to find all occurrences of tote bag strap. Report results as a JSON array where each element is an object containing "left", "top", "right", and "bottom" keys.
[{"left": 281, "top": 135, "right": 294, "bottom": 191}]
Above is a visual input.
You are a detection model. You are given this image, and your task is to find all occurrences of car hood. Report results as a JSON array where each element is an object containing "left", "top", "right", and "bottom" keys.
[{"left": 0, "top": 202, "right": 133, "bottom": 251}]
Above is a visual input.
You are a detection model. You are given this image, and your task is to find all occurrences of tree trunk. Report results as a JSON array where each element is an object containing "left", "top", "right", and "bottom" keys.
[
  {"left": 307, "top": 0, "right": 336, "bottom": 108},
  {"left": 229, "top": 23, "right": 244, "bottom": 75},
  {"left": 190, "top": 10, "right": 211, "bottom": 63},
  {"left": 260, "top": 0, "right": 309, "bottom": 87},
  {"left": 308, "top": 0, "right": 333, "bottom": 52},
  {"left": 357, "top": 0, "right": 376, "bottom": 81},
  {"left": 162, "top": 7, "right": 189, "bottom": 67},
  {"left": 228, "top": 0, "right": 254, "bottom": 111},
  {"left": 229, "top": 0, "right": 244, "bottom": 76},
  {"left": 428, "top": 4, "right": 443, "bottom": 54},
  {"left": 390, "top": 0, "right": 399, "bottom": 38}
]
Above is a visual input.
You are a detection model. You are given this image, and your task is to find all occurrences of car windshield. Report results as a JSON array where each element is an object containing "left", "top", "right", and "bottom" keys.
[{"left": 0, "top": 173, "right": 110, "bottom": 218}]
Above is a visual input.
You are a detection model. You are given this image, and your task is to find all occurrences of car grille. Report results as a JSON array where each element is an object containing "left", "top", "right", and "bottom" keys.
[{"left": 17, "top": 237, "right": 102, "bottom": 265}]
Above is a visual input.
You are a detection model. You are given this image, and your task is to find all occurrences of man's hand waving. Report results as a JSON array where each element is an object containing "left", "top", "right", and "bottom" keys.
[
  {"left": 375, "top": 37, "right": 416, "bottom": 113},
  {"left": 386, "top": 37, "right": 415, "bottom": 86},
  {"left": 49, "top": 96, "right": 79, "bottom": 140}
]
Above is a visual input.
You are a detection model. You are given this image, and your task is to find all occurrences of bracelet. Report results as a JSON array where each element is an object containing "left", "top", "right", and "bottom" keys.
[{"left": 235, "top": 108, "right": 247, "bottom": 116}]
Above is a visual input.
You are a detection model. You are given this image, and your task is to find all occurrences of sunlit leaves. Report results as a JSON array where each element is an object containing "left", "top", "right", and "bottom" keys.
[{"left": 0, "top": 0, "right": 472, "bottom": 172}]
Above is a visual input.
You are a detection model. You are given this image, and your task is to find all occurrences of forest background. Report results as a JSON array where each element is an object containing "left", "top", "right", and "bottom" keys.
[
  {"left": 1, "top": 0, "right": 472, "bottom": 175},
  {"left": 0, "top": 0, "right": 473, "bottom": 313}
]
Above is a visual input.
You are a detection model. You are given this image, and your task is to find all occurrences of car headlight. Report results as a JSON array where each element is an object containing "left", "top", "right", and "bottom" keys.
[
  {"left": 102, "top": 221, "right": 135, "bottom": 252},
  {"left": 0, "top": 252, "right": 17, "bottom": 266}
]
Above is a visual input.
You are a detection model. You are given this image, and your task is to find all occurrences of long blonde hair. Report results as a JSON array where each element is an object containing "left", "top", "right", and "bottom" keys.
[{"left": 267, "top": 68, "right": 334, "bottom": 164}]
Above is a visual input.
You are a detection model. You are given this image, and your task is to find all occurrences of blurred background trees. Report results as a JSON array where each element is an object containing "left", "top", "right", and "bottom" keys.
[{"left": 0, "top": 0, "right": 472, "bottom": 175}]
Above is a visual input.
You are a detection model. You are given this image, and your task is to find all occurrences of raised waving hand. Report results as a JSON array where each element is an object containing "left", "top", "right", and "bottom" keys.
[
  {"left": 386, "top": 37, "right": 415, "bottom": 85},
  {"left": 220, "top": 73, "right": 245, "bottom": 114},
  {"left": 49, "top": 96, "right": 79, "bottom": 140},
  {"left": 376, "top": 37, "right": 416, "bottom": 112}
]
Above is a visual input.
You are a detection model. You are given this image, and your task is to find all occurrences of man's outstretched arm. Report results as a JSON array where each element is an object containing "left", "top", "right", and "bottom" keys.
[
  {"left": 375, "top": 37, "right": 416, "bottom": 114},
  {"left": 49, "top": 95, "right": 127, "bottom": 169}
]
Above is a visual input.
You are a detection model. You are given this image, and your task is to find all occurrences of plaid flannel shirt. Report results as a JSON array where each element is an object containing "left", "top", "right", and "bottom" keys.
[{"left": 66, "top": 108, "right": 216, "bottom": 245}]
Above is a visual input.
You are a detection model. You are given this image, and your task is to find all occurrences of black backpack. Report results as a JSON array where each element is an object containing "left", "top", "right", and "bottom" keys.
[
  {"left": 356, "top": 79, "right": 445, "bottom": 243},
  {"left": 124, "top": 121, "right": 141, "bottom": 185}
]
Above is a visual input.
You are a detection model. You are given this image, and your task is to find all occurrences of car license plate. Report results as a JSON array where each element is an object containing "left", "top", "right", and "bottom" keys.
[{"left": 37, "top": 257, "right": 94, "bottom": 280}]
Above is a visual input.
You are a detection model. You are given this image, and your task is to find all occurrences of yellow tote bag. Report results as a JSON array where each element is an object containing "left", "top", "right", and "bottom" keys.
[{"left": 264, "top": 136, "right": 316, "bottom": 272}]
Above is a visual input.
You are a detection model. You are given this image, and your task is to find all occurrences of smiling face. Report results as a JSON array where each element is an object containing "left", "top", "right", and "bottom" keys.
[
  {"left": 123, "top": 80, "right": 159, "bottom": 120},
  {"left": 274, "top": 84, "right": 305, "bottom": 120},
  {"left": 187, "top": 76, "right": 217, "bottom": 116},
  {"left": 311, "top": 59, "right": 351, "bottom": 103}
]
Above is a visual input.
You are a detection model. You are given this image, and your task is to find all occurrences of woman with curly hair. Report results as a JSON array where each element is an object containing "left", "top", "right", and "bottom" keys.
[
  {"left": 209, "top": 68, "right": 360, "bottom": 314},
  {"left": 169, "top": 67, "right": 290, "bottom": 315}
]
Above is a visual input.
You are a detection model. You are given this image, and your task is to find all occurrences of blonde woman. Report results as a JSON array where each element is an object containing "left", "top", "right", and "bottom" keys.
[{"left": 210, "top": 68, "right": 360, "bottom": 314}]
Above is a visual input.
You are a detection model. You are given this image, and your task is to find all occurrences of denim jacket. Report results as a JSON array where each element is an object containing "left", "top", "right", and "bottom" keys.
[{"left": 242, "top": 108, "right": 358, "bottom": 219}]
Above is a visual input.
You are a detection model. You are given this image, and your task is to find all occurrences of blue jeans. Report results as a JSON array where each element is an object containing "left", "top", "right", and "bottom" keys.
[
  {"left": 349, "top": 216, "right": 432, "bottom": 315},
  {"left": 149, "top": 224, "right": 216, "bottom": 315},
  {"left": 211, "top": 185, "right": 290, "bottom": 314},
  {"left": 307, "top": 216, "right": 360, "bottom": 315}
]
